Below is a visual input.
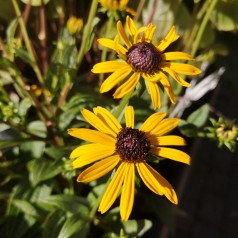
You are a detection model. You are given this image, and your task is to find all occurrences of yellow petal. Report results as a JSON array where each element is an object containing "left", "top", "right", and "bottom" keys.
[
  {"left": 113, "top": 72, "right": 140, "bottom": 98},
  {"left": 100, "top": 65, "right": 132, "bottom": 93},
  {"left": 125, "top": 106, "right": 134, "bottom": 128},
  {"left": 137, "top": 163, "right": 178, "bottom": 204},
  {"left": 77, "top": 155, "right": 120, "bottom": 182},
  {"left": 136, "top": 162, "right": 164, "bottom": 195},
  {"left": 98, "top": 38, "right": 116, "bottom": 50},
  {"left": 142, "top": 73, "right": 161, "bottom": 83},
  {"left": 161, "top": 62, "right": 201, "bottom": 76},
  {"left": 161, "top": 66, "right": 191, "bottom": 87},
  {"left": 134, "top": 26, "right": 148, "bottom": 43},
  {"left": 159, "top": 72, "right": 176, "bottom": 104},
  {"left": 72, "top": 148, "right": 115, "bottom": 168},
  {"left": 68, "top": 128, "right": 116, "bottom": 145},
  {"left": 144, "top": 24, "right": 156, "bottom": 42},
  {"left": 70, "top": 143, "right": 114, "bottom": 159},
  {"left": 114, "top": 35, "right": 127, "bottom": 59},
  {"left": 151, "top": 118, "right": 180, "bottom": 136},
  {"left": 99, "top": 162, "right": 126, "bottom": 214},
  {"left": 126, "top": 16, "right": 137, "bottom": 36},
  {"left": 162, "top": 52, "right": 193, "bottom": 61},
  {"left": 148, "top": 135, "right": 187, "bottom": 146},
  {"left": 156, "top": 26, "right": 179, "bottom": 52},
  {"left": 117, "top": 20, "right": 132, "bottom": 48},
  {"left": 140, "top": 112, "right": 167, "bottom": 132},
  {"left": 93, "top": 107, "right": 121, "bottom": 135},
  {"left": 146, "top": 81, "right": 161, "bottom": 110},
  {"left": 120, "top": 163, "right": 135, "bottom": 221},
  {"left": 92, "top": 61, "right": 128, "bottom": 73},
  {"left": 81, "top": 109, "right": 117, "bottom": 137},
  {"left": 150, "top": 147, "right": 191, "bottom": 165}
]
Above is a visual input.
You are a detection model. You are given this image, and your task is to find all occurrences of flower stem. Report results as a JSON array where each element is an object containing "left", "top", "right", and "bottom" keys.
[
  {"left": 191, "top": 0, "right": 218, "bottom": 57},
  {"left": 76, "top": 0, "right": 98, "bottom": 68},
  {"left": 113, "top": 90, "right": 134, "bottom": 119}
]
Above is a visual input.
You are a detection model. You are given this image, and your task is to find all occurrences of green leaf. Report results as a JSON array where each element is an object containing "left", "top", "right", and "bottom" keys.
[
  {"left": 12, "top": 199, "right": 39, "bottom": 218},
  {"left": 15, "top": 48, "right": 35, "bottom": 67},
  {"left": 21, "top": 0, "right": 50, "bottom": 6},
  {"left": 27, "top": 120, "right": 47, "bottom": 138},
  {"left": 187, "top": 104, "right": 210, "bottom": 127},
  {"left": 210, "top": 1, "right": 238, "bottom": 31},
  {"left": 37, "top": 194, "right": 89, "bottom": 214},
  {"left": 28, "top": 158, "right": 63, "bottom": 186},
  {"left": 21, "top": 141, "right": 46, "bottom": 159},
  {"left": 179, "top": 120, "right": 198, "bottom": 137},
  {"left": 18, "top": 97, "right": 31, "bottom": 116},
  {"left": 58, "top": 213, "right": 90, "bottom": 238}
]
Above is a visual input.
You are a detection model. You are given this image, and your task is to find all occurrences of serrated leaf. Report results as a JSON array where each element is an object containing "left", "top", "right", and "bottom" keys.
[
  {"left": 28, "top": 158, "right": 63, "bottom": 186},
  {"left": 187, "top": 104, "right": 209, "bottom": 128},
  {"left": 37, "top": 194, "right": 89, "bottom": 214},
  {"left": 58, "top": 213, "right": 90, "bottom": 238}
]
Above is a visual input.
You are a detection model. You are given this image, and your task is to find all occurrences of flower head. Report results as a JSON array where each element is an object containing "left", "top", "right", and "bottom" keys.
[
  {"left": 68, "top": 106, "right": 190, "bottom": 220},
  {"left": 92, "top": 16, "right": 201, "bottom": 109},
  {"left": 67, "top": 16, "right": 83, "bottom": 35}
]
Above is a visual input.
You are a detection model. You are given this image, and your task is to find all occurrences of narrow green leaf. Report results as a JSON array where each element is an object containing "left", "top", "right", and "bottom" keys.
[{"left": 12, "top": 199, "right": 39, "bottom": 218}]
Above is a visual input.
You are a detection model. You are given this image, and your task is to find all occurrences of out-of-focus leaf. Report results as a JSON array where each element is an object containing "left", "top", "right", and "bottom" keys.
[
  {"left": 21, "top": 0, "right": 50, "bottom": 6},
  {"left": 121, "top": 219, "right": 153, "bottom": 237},
  {"left": 12, "top": 199, "right": 39, "bottom": 218},
  {"left": 15, "top": 48, "right": 35, "bottom": 67},
  {"left": 179, "top": 120, "right": 198, "bottom": 137},
  {"left": 18, "top": 98, "right": 31, "bottom": 117},
  {"left": 200, "top": 24, "right": 215, "bottom": 48},
  {"left": 21, "top": 141, "right": 46, "bottom": 159},
  {"left": 0, "top": 0, "right": 15, "bottom": 21},
  {"left": 58, "top": 213, "right": 90, "bottom": 238},
  {"left": 28, "top": 158, "right": 63, "bottom": 186},
  {"left": 45, "top": 147, "right": 68, "bottom": 160},
  {"left": 27, "top": 120, "right": 47, "bottom": 138},
  {"left": 210, "top": 1, "right": 238, "bottom": 31},
  {"left": 37, "top": 194, "right": 89, "bottom": 214},
  {"left": 187, "top": 104, "right": 210, "bottom": 128},
  {"left": 43, "top": 210, "right": 65, "bottom": 238}
]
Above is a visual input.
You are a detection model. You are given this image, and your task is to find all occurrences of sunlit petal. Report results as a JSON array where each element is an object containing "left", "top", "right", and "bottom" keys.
[
  {"left": 125, "top": 106, "right": 134, "bottom": 128},
  {"left": 162, "top": 52, "right": 193, "bottom": 61},
  {"left": 100, "top": 65, "right": 132, "bottom": 93},
  {"left": 120, "top": 163, "right": 135, "bottom": 221},
  {"left": 148, "top": 135, "right": 187, "bottom": 146},
  {"left": 117, "top": 20, "right": 132, "bottom": 48},
  {"left": 99, "top": 162, "right": 126, "bottom": 214},
  {"left": 77, "top": 155, "right": 120, "bottom": 182},
  {"left": 67, "top": 128, "right": 116, "bottom": 145},
  {"left": 161, "top": 62, "right": 201, "bottom": 75},
  {"left": 146, "top": 81, "right": 161, "bottom": 109},
  {"left": 126, "top": 16, "right": 137, "bottom": 36},
  {"left": 150, "top": 147, "right": 191, "bottom": 165},
  {"left": 92, "top": 61, "right": 128, "bottom": 73},
  {"left": 113, "top": 72, "right": 140, "bottom": 98},
  {"left": 151, "top": 118, "right": 180, "bottom": 136}
]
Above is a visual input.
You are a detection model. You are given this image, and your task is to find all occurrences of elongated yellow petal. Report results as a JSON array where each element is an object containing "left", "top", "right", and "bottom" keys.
[
  {"left": 161, "top": 66, "right": 191, "bottom": 87},
  {"left": 144, "top": 24, "right": 156, "bottom": 42},
  {"left": 159, "top": 72, "right": 176, "bottom": 104},
  {"left": 161, "top": 62, "right": 201, "bottom": 76},
  {"left": 162, "top": 52, "right": 193, "bottom": 61},
  {"left": 146, "top": 81, "right": 161, "bottom": 109},
  {"left": 114, "top": 35, "right": 127, "bottom": 59},
  {"left": 140, "top": 112, "right": 167, "bottom": 132},
  {"left": 137, "top": 163, "right": 178, "bottom": 204},
  {"left": 134, "top": 26, "right": 148, "bottom": 43},
  {"left": 100, "top": 65, "right": 132, "bottom": 93},
  {"left": 77, "top": 155, "right": 120, "bottom": 182},
  {"left": 113, "top": 72, "right": 140, "bottom": 98},
  {"left": 99, "top": 162, "right": 126, "bottom": 213},
  {"left": 126, "top": 16, "right": 137, "bottom": 36},
  {"left": 151, "top": 118, "right": 180, "bottom": 136},
  {"left": 150, "top": 147, "right": 191, "bottom": 165},
  {"left": 68, "top": 128, "right": 116, "bottom": 145},
  {"left": 136, "top": 162, "right": 164, "bottom": 195},
  {"left": 148, "top": 135, "right": 186, "bottom": 146},
  {"left": 92, "top": 61, "right": 128, "bottom": 73},
  {"left": 70, "top": 143, "right": 114, "bottom": 159},
  {"left": 125, "top": 106, "right": 134, "bottom": 128},
  {"left": 98, "top": 38, "right": 115, "bottom": 50},
  {"left": 156, "top": 26, "right": 179, "bottom": 52},
  {"left": 120, "top": 163, "right": 135, "bottom": 221},
  {"left": 142, "top": 73, "right": 161, "bottom": 83},
  {"left": 117, "top": 20, "right": 132, "bottom": 48},
  {"left": 72, "top": 148, "right": 115, "bottom": 168},
  {"left": 81, "top": 109, "right": 117, "bottom": 137},
  {"left": 93, "top": 107, "right": 121, "bottom": 135}
]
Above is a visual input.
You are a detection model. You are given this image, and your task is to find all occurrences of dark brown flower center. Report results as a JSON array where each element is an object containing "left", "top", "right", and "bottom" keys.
[
  {"left": 126, "top": 42, "right": 162, "bottom": 74},
  {"left": 116, "top": 127, "right": 150, "bottom": 162}
]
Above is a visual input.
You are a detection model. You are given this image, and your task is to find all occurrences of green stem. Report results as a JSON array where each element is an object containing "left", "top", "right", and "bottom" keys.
[
  {"left": 191, "top": 0, "right": 218, "bottom": 57},
  {"left": 76, "top": 0, "right": 98, "bottom": 68},
  {"left": 113, "top": 89, "right": 134, "bottom": 119}
]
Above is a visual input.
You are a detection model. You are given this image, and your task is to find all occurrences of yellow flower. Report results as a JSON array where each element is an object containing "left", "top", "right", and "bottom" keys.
[
  {"left": 68, "top": 106, "right": 190, "bottom": 220},
  {"left": 92, "top": 16, "right": 201, "bottom": 109},
  {"left": 98, "top": 0, "right": 135, "bottom": 15},
  {"left": 67, "top": 16, "right": 83, "bottom": 35}
]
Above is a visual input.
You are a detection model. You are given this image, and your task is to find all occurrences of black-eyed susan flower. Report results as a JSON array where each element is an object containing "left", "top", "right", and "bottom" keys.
[
  {"left": 98, "top": 0, "right": 135, "bottom": 15},
  {"left": 92, "top": 16, "right": 201, "bottom": 109},
  {"left": 68, "top": 106, "right": 190, "bottom": 220}
]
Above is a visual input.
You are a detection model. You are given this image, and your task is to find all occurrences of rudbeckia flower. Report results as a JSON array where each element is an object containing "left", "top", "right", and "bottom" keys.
[
  {"left": 92, "top": 16, "right": 201, "bottom": 109},
  {"left": 68, "top": 106, "right": 190, "bottom": 220}
]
